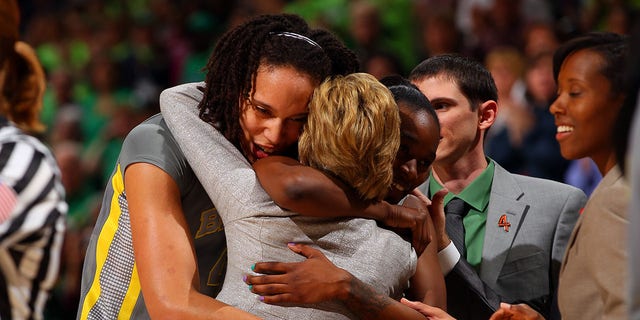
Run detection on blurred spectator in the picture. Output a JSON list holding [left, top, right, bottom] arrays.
[[522, 21, 560, 59], [350, 0, 382, 58], [519, 51, 570, 181], [580, 0, 639, 35], [417, 9, 464, 58], [486, 49, 569, 181], [46, 141, 100, 319], [179, 10, 220, 83], [285, 0, 419, 72], [362, 49, 405, 79], [485, 46, 529, 148]]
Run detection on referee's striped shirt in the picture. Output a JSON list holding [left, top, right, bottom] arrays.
[[0, 117, 67, 320]]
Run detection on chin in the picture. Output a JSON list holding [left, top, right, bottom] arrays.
[[559, 149, 581, 161]]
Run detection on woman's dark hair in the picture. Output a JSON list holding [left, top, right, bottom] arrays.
[[553, 32, 629, 97], [198, 13, 359, 153], [380, 75, 439, 131]]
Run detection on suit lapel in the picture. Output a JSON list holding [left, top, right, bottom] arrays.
[[479, 164, 530, 285]]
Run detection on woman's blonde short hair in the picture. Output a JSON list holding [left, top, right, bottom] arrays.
[[298, 73, 400, 201]]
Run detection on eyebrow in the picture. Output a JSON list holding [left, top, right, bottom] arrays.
[[428, 97, 456, 104], [251, 98, 309, 117], [250, 97, 272, 109]]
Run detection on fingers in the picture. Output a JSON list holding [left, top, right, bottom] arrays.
[[243, 274, 302, 305], [489, 303, 544, 320], [287, 243, 325, 260], [411, 189, 432, 205], [400, 195, 431, 254], [430, 189, 447, 211], [249, 282, 291, 296], [400, 297, 420, 308], [412, 208, 430, 256], [244, 273, 287, 285], [400, 298, 432, 313], [251, 262, 291, 275], [259, 292, 298, 304], [427, 189, 447, 247], [252, 243, 324, 275], [407, 201, 428, 256], [489, 308, 509, 320]]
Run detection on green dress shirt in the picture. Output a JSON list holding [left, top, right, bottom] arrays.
[[429, 160, 495, 269]]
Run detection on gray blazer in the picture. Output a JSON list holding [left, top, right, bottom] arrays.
[[416, 162, 587, 320]]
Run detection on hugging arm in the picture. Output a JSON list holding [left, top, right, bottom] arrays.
[[246, 244, 431, 320], [125, 163, 259, 320], [254, 156, 431, 255], [403, 193, 447, 310], [245, 192, 449, 319], [158, 83, 429, 253]]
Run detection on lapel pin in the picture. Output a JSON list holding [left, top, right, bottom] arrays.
[[498, 214, 511, 232]]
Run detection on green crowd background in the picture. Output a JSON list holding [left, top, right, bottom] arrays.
[[16, 0, 639, 317]]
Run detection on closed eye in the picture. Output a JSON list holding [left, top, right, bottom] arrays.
[[248, 100, 273, 117], [289, 115, 308, 123]]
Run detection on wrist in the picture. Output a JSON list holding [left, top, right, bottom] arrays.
[[437, 237, 451, 252], [335, 270, 356, 302], [364, 200, 389, 221]]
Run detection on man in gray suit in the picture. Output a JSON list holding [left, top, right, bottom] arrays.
[[408, 55, 587, 320]]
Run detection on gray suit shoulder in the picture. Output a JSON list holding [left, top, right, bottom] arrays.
[[513, 172, 584, 193], [492, 161, 587, 206]]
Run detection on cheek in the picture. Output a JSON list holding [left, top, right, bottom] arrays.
[[240, 112, 260, 139], [281, 123, 305, 144], [438, 112, 464, 134]]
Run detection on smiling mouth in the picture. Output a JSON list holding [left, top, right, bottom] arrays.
[[254, 144, 275, 159], [557, 125, 574, 133]]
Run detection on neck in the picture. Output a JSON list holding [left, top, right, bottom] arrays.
[[433, 150, 488, 194], [592, 150, 618, 177]]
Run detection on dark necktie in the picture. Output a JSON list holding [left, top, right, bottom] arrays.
[[445, 198, 469, 258]]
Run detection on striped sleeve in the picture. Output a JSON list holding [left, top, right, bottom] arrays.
[[0, 124, 67, 320]]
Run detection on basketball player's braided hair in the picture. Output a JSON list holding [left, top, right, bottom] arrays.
[[199, 13, 359, 153]]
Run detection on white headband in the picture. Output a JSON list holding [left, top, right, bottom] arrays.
[[271, 31, 321, 49]]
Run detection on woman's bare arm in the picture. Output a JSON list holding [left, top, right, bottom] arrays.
[[254, 156, 431, 255], [405, 192, 447, 309], [126, 163, 259, 320]]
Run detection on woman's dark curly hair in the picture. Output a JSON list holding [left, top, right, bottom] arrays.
[[199, 13, 359, 153]]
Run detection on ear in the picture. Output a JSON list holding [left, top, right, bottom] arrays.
[[477, 99, 497, 131]]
